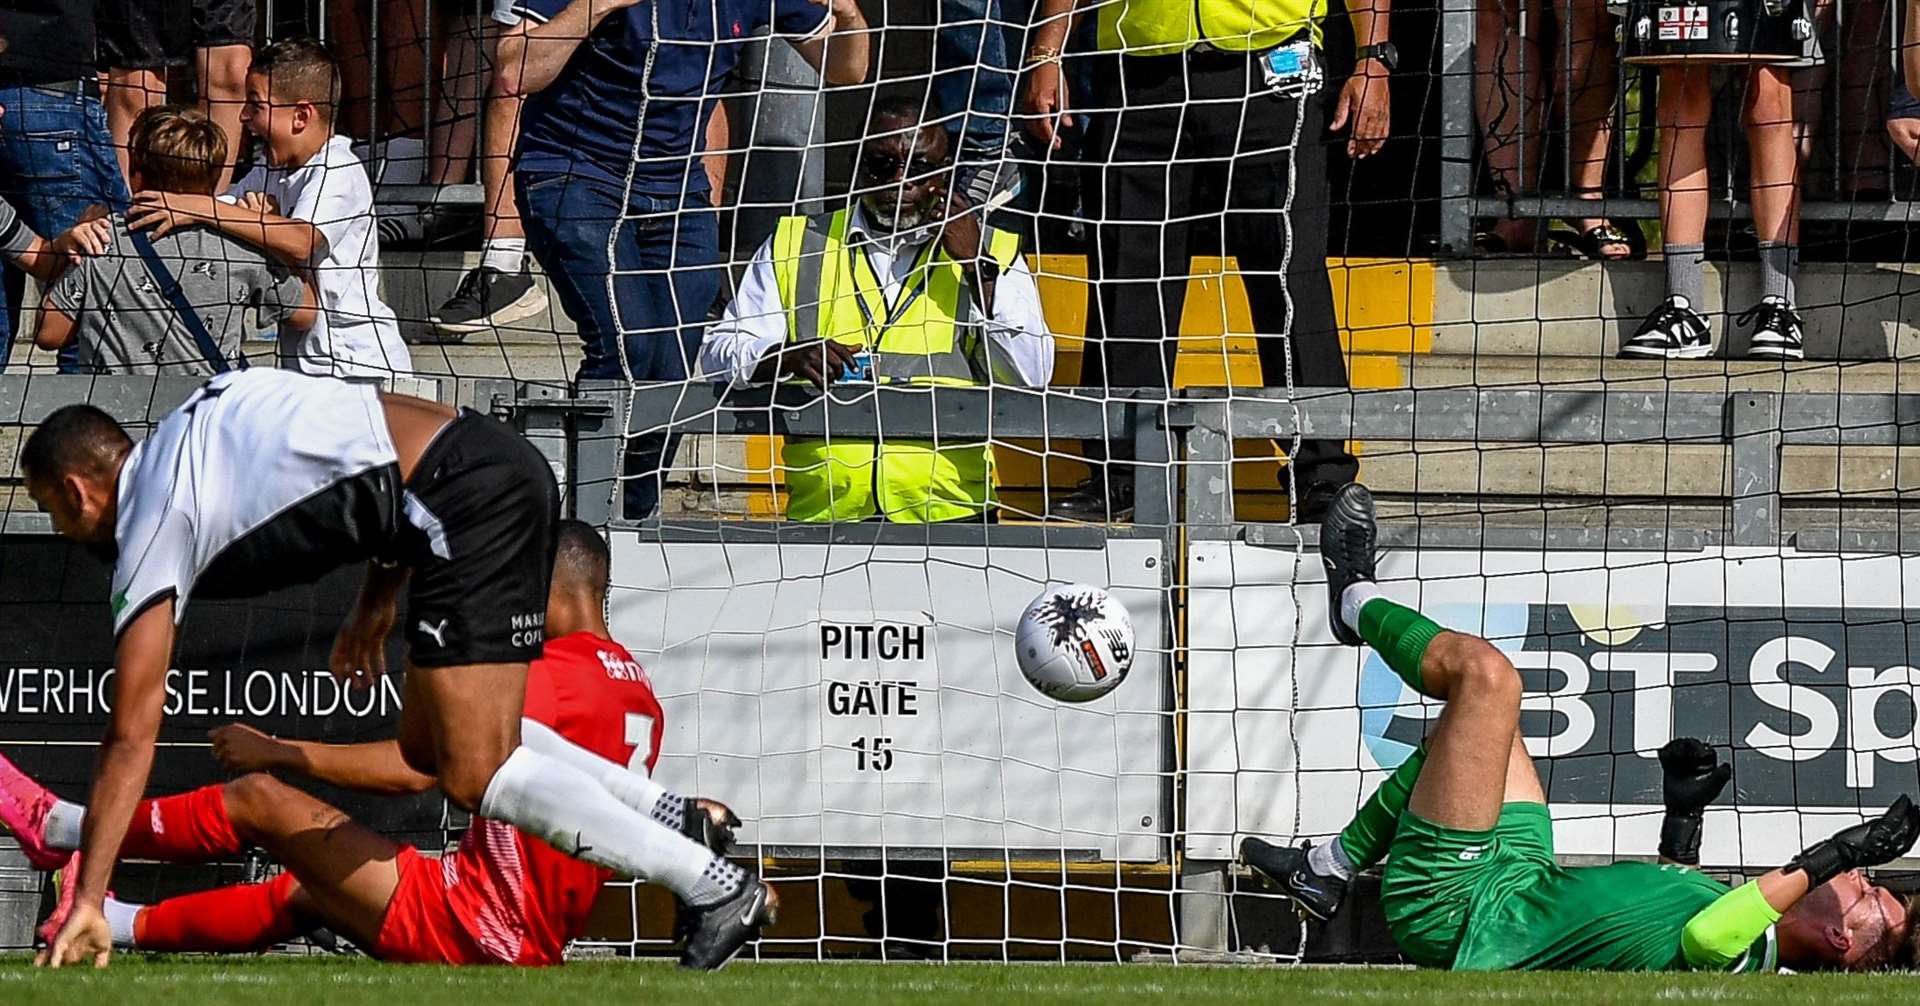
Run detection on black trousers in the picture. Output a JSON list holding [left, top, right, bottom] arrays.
[[1080, 46, 1358, 487]]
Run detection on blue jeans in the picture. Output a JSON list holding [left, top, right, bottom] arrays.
[[516, 171, 721, 521], [935, 0, 1028, 161], [0, 83, 129, 370]]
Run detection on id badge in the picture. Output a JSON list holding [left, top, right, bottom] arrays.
[[837, 351, 875, 384], [1261, 40, 1324, 97]]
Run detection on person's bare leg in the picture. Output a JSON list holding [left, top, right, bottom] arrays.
[[1563, 0, 1627, 256], [1475, 0, 1546, 250], [104, 68, 168, 184], [428, 15, 486, 186], [1659, 64, 1713, 248], [481, 36, 525, 244], [196, 44, 252, 190], [704, 100, 731, 205], [1747, 66, 1801, 248], [216, 773, 403, 949], [1401, 631, 1526, 832], [402, 661, 526, 811], [1501, 732, 1546, 805]]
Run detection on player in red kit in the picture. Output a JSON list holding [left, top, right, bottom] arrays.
[[0, 521, 740, 966]]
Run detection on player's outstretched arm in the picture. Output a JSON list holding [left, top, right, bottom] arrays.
[[1679, 796, 1920, 970], [209, 724, 436, 796], [331, 563, 408, 683], [39, 600, 177, 969]]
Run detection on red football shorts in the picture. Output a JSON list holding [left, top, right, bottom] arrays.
[[372, 845, 499, 965]]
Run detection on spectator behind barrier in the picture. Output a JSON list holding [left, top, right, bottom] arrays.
[[34, 106, 318, 375], [698, 97, 1054, 524], [1474, 0, 1631, 260], [0, 0, 132, 373], [1619, 8, 1815, 363], [1023, 0, 1378, 523], [494, 0, 870, 521], [223, 37, 414, 379], [1908, 1, 1920, 103]]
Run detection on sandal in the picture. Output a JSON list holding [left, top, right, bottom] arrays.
[[1548, 223, 1639, 261]]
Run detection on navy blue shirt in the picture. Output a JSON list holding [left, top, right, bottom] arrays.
[[513, 0, 827, 197]]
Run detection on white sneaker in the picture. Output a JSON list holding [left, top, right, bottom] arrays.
[[1620, 295, 1714, 359], [1740, 296, 1806, 361]]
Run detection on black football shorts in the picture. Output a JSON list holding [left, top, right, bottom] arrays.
[[396, 409, 559, 668]]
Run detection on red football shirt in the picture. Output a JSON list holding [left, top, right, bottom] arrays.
[[441, 631, 666, 964]]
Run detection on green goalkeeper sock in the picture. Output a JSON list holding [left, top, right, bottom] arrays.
[[1356, 598, 1445, 697], [1337, 743, 1428, 870]]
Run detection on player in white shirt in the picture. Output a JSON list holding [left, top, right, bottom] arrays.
[[22, 370, 773, 971], [225, 38, 411, 379]]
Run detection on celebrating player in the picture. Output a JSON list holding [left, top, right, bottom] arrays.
[[21, 370, 770, 969], [1, 521, 733, 965], [1243, 484, 1918, 972]]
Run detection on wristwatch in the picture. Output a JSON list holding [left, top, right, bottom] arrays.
[[1356, 42, 1399, 72]]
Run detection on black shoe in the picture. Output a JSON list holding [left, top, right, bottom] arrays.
[[1318, 482, 1377, 647], [1293, 480, 1344, 524], [682, 798, 742, 856], [1241, 837, 1349, 922], [1739, 296, 1805, 361], [1619, 295, 1713, 359], [679, 878, 778, 970], [421, 265, 549, 343], [1048, 476, 1134, 522]]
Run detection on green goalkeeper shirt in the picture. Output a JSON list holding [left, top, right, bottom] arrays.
[[1452, 862, 1778, 972]]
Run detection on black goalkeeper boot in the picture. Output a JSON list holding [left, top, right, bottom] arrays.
[[679, 879, 778, 970], [1241, 837, 1349, 922], [1318, 483, 1377, 647]]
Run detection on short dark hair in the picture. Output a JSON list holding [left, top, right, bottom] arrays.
[[252, 37, 342, 118], [130, 106, 227, 195], [553, 519, 610, 597], [867, 94, 934, 134], [21, 405, 133, 483]]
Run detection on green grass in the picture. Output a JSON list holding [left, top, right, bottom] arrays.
[[13, 957, 1920, 1005]]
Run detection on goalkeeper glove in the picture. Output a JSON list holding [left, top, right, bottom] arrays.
[[1658, 737, 1731, 865], [1786, 794, 1920, 887]]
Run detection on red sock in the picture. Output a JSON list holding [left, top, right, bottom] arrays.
[[121, 785, 243, 861], [133, 871, 301, 953]]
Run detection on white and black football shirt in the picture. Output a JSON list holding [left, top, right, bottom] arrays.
[[110, 369, 404, 635]]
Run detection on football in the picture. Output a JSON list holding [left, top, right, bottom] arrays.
[[1014, 583, 1136, 702]]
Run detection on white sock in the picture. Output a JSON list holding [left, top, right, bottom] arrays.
[[1340, 582, 1386, 633], [478, 745, 743, 906], [104, 896, 142, 948], [481, 238, 526, 274], [1307, 839, 1356, 881], [45, 800, 85, 851], [519, 719, 679, 821]]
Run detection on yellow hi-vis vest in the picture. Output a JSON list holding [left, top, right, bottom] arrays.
[[771, 209, 1022, 524], [1097, 0, 1326, 57]]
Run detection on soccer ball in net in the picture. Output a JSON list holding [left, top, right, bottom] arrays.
[[1014, 583, 1136, 702]]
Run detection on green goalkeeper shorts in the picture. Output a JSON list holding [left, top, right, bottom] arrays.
[[1378, 801, 1556, 968]]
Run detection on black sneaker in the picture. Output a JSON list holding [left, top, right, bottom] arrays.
[[424, 265, 549, 343], [1619, 295, 1713, 359], [679, 878, 778, 970], [1740, 296, 1805, 360], [1319, 482, 1376, 647], [1048, 475, 1134, 522], [683, 798, 742, 856], [1241, 838, 1349, 922]]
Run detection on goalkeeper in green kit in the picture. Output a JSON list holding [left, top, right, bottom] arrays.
[[1243, 484, 1918, 972]]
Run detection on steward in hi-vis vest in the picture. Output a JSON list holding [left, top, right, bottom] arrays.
[[699, 99, 1054, 523]]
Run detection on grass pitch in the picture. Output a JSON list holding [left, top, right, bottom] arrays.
[[11, 957, 1920, 1005]]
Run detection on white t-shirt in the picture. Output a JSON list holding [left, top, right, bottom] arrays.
[[227, 135, 413, 379], [111, 370, 403, 635]]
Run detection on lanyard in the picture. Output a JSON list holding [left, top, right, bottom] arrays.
[[847, 233, 940, 347]]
